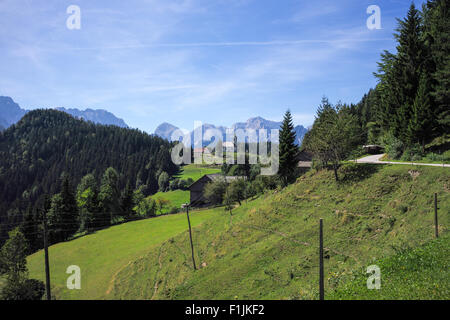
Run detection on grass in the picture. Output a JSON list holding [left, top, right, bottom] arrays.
[[148, 163, 221, 214], [151, 189, 190, 213], [109, 164, 449, 300], [175, 164, 221, 181], [26, 208, 223, 299], [26, 164, 450, 300], [380, 150, 450, 164], [329, 233, 449, 299]]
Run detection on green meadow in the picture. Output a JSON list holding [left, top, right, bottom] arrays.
[[175, 164, 221, 181], [151, 189, 190, 212], [27, 208, 223, 299], [28, 164, 449, 300]]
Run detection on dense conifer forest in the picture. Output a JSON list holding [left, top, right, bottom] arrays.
[[0, 109, 179, 249]]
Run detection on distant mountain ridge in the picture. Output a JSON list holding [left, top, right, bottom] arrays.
[[0, 96, 27, 129], [0, 96, 128, 129], [56, 107, 128, 128], [154, 116, 308, 146]]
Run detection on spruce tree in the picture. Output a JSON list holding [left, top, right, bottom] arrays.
[[408, 73, 434, 150], [120, 183, 134, 221], [425, 0, 450, 134], [48, 176, 79, 243], [392, 3, 425, 143], [60, 176, 79, 239], [278, 110, 298, 186]]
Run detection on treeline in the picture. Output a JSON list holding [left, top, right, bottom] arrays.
[[0, 109, 179, 249], [353, 1, 449, 154], [304, 0, 449, 165]]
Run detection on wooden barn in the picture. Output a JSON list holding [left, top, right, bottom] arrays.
[[189, 174, 245, 206]]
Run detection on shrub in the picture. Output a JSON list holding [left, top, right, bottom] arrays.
[[401, 144, 423, 161], [203, 179, 227, 205], [1, 278, 45, 300], [382, 133, 404, 159], [168, 206, 179, 214]]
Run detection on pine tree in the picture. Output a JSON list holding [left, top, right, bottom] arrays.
[[20, 205, 39, 254], [48, 176, 79, 243], [278, 110, 298, 185], [425, 0, 450, 134], [60, 176, 79, 239], [392, 3, 425, 143], [120, 183, 134, 221], [408, 73, 435, 150]]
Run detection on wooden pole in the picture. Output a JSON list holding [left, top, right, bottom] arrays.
[[434, 193, 439, 238], [43, 209, 51, 300], [186, 205, 197, 270], [319, 218, 324, 300]]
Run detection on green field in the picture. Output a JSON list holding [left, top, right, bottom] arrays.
[[28, 164, 450, 299], [175, 164, 221, 181], [27, 208, 223, 299], [149, 164, 221, 213], [151, 189, 190, 212]]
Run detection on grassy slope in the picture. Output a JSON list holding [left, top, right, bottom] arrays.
[[27, 164, 449, 300], [329, 233, 449, 299], [110, 164, 449, 300], [27, 208, 223, 299]]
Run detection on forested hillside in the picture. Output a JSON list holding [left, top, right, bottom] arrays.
[[0, 109, 178, 248], [351, 1, 448, 154], [303, 1, 449, 165]]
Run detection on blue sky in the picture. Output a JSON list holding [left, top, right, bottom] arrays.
[[0, 0, 426, 133]]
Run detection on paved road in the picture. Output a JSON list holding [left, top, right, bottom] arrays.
[[356, 154, 450, 168]]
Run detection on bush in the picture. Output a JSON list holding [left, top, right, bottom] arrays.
[[134, 198, 157, 217], [401, 144, 423, 161], [382, 133, 404, 159], [203, 179, 227, 205], [168, 206, 180, 214], [1, 278, 45, 300]]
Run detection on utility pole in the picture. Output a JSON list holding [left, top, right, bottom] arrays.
[[43, 208, 51, 300], [319, 218, 324, 300], [185, 204, 197, 270], [434, 193, 439, 238]]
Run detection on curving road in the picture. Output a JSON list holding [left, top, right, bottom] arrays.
[[356, 154, 450, 168]]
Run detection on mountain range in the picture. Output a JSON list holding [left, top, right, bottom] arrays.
[[0, 96, 128, 129], [1, 96, 308, 145], [154, 116, 308, 146]]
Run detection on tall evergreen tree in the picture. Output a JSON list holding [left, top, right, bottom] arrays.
[[392, 3, 425, 143], [60, 175, 79, 238], [278, 110, 298, 185], [48, 176, 78, 243], [425, 0, 450, 134], [120, 183, 134, 221], [408, 73, 435, 149]]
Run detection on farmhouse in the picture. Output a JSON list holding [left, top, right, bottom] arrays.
[[189, 174, 245, 206]]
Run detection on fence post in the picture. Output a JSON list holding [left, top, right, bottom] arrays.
[[186, 204, 197, 270], [434, 193, 439, 238], [319, 218, 324, 300], [43, 209, 51, 300]]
